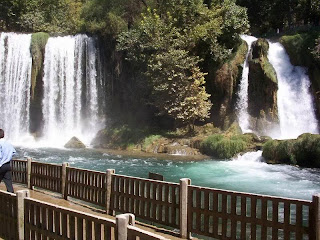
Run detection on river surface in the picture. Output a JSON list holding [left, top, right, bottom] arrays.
[[15, 147, 320, 201]]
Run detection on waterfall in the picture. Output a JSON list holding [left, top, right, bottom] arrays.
[[42, 34, 105, 146], [0, 33, 32, 141], [236, 35, 257, 133], [268, 42, 319, 139]]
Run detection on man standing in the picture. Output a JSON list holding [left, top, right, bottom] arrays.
[[0, 129, 16, 193]]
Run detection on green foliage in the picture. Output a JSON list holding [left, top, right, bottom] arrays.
[[118, 0, 248, 127], [312, 37, 320, 63], [201, 134, 249, 158], [262, 134, 320, 167], [0, 0, 22, 30], [142, 135, 162, 150], [294, 133, 320, 167], [81, 0, 147, 37], [237, 0, 320, 35], [0, 0, 87, 33], [280, 33, 316, 66], [92, 125, 164, 149]]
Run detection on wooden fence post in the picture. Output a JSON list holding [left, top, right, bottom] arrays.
[[27, 158, 32, 189], [180, 178, 191, 239], [62, 162, 69, 199], [313, 194, 320, 240], [106, 169, 115, 215], [116, 213, 135, 240], [16, 190, 29, 240]]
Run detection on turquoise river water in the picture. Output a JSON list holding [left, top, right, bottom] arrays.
[[15, 147, 320, 201]]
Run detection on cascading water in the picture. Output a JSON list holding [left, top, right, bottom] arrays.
[[42, 34, 105, 146], [268, 42, 319, 139], [236, 35, 257, 133], [0, 33, 32, 141]]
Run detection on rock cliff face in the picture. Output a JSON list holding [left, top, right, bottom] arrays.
[[248, 39, 278, 134], [29, 32, 49, 136], [210, 41, 248, 129]]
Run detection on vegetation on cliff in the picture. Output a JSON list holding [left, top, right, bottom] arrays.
[[29, 32, 50, 135], [263, 133, 320, 168], [247, 39, 278, 134], [210, 40, 248, 128]]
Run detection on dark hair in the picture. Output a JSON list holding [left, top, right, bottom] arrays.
[[0, 129, 4, 139]]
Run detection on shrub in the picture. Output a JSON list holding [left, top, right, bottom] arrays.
[[294, 133, 320, 167], [201, 134, 248, 159], [262, 134, 320, 167], [142, 135, 162, 150]]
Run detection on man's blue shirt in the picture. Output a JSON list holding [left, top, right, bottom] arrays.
[[0, 139, 16, 167]]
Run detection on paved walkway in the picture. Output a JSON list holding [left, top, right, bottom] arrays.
[[0, 183, 186, 240]]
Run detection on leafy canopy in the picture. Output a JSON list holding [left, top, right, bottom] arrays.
[[118, 0, 248, 127]]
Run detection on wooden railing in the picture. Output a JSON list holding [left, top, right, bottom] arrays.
[[111, 174, 180, 228], [31, 161, 62, 193], [0, 189, 168, 240], [188, 185, 313, 240], [11, 159, 27, 184], [66, 166, 107, 207], [25, 197, 116, 240], [0, 190, 18, 240], [10, 159, 320, 239]]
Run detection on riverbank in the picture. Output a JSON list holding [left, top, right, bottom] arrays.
[[93, 147, 211, 162]]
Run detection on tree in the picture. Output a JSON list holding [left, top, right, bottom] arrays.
[[118, 0, 249, 127], [147, 48, 212, 126]]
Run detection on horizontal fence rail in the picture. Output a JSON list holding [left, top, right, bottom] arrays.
[[188, 185, 313, 240], [111, 174, 180, 228], [31, 161, 62, 193], [66, 167, 107, 207], [0, 190, 18, 240], [24, 197, 116, 240], [127, 225, 169, 240], [11, 159, 27, 184]]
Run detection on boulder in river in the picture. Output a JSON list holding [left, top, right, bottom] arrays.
[[64, 136, 86, 149]]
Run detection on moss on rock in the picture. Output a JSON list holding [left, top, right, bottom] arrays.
[[248, 38, 278, 134], [210, 40, 248, 128], [29, 32, 50, 135], [30, 32, 49, 100], [262, 133, 320, 167]]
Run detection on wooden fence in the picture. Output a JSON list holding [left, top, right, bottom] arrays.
[[31, 161, 62, 193], [10, 159, 320, 240], [111, 174, 180, 228], [188, 185, 314, 240], [0, 189, 168, 240], [0, 190, 18, 240], [24, 197, 116, 240], [11, 159, 27, 184], [66, 166, 107, 207]]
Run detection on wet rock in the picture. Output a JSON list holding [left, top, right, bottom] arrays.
[[64, 137, 86, 149], [248, 38, 279, 133]]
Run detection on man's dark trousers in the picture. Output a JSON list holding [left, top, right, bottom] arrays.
[[0, 162, 14, 193]]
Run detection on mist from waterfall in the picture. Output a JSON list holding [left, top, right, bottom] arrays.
[[42, 34, 105, 147], [0, 33, 32, 141], [268, 42, 319, 139], [236, 35, 257, 133]]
